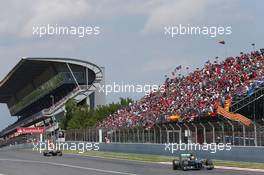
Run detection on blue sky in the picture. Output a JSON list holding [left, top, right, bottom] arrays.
[[0, 0, 263, 130]]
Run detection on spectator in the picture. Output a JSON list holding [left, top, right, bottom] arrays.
[[97, 51, 264, 129]]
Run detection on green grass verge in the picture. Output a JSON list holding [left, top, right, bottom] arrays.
[[64, 150, 264, 170]]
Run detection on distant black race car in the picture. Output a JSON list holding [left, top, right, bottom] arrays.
[[172, 153, 214, 171], [43, 150, 62, 156]]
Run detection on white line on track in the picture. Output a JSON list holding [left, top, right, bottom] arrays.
[[0, 158, 137, 175]]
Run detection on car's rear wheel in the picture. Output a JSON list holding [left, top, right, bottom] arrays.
[[182, 161, 188, 171], [197, 163, 202, 170], [206, 159, 214, 170], [172, 160, 179, 170], [182, 166, 188, 171], [43, 151, 50, 157], [57, 151, 62, 156]]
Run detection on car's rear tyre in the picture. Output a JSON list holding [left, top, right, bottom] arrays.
[[182, 161, 188, 171], [172, 160, 179, 170], [205, 159, 214, 170], [206, 159, 213, 165], [182, 166, 188, 171], [197, 163, 202, 170], [43, 151, 50, 157], [57, 151, 62, 156]]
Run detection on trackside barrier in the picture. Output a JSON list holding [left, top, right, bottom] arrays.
[[66, 121, 264, 146], [98, 143, 264, 163], [0, 143, 33, 151], [1, 142, 263, 163]]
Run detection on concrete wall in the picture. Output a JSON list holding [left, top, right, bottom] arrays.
[[98, 143, 264, 163]]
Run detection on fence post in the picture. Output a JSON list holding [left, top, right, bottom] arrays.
[[175, 124, 182, 144], [91, 129, 94, 142], [184, 123, 191, 143], [156, 125, 162, 144], [148, 129, 151, 143], [217, 122, 225, 144], [227, 121, 235, 145], [260, 130, 263, 146], [85, 128, 88, 141], [168, 124, 175, 143], [163, 124, 168, 143], [191, 123, 198, 143], [242, 124, 246, 146], [74, 129, 77, 141], [126, 128, 129, 143], [208, 122, 215, 143], [136, 128, 140, 143], [123, 128, 126, 143], [253, 122, 257, 146], [142, 129, 145, 143], [131, 128, 135, 143], [114, 129, 117, 143], [200, 123, 206, 143], [89, 128, 91, 142], [153, 127, 156, 144], [118, 129, 121, 143], [83, 129, 86, 141]]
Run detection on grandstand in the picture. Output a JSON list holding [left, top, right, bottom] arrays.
[[0, 57, 105, 141], [93, 49, 264, 146]]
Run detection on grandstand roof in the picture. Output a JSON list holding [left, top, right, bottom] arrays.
[[0, 57, 103, 103]]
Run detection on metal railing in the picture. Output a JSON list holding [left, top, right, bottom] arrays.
[[65, 121, 264, 146]]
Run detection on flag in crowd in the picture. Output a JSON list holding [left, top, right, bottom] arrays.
[[174, 65, 182, 72], [247, 79, 264, 96], [260, 48, 264, 55], [219, 40, 225, 45]]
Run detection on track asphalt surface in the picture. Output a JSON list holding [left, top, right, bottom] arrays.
[[0, 150, 263, 175]]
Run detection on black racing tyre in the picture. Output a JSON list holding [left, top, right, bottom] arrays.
[[182, 166, 188, 171], [206, 159, 214, 170], [172, 160, 179, 170], [182, 161, 188, 171], [206, 159, 213, 165], [197, 163, 203, 170], [43, 151, 50, 156], [57, 151, 63, 156]]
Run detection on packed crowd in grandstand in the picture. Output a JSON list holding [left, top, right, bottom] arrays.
[[97, 50, 264, 129]]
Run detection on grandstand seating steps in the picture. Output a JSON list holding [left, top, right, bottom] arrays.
[[230, 84, 264, 113]]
